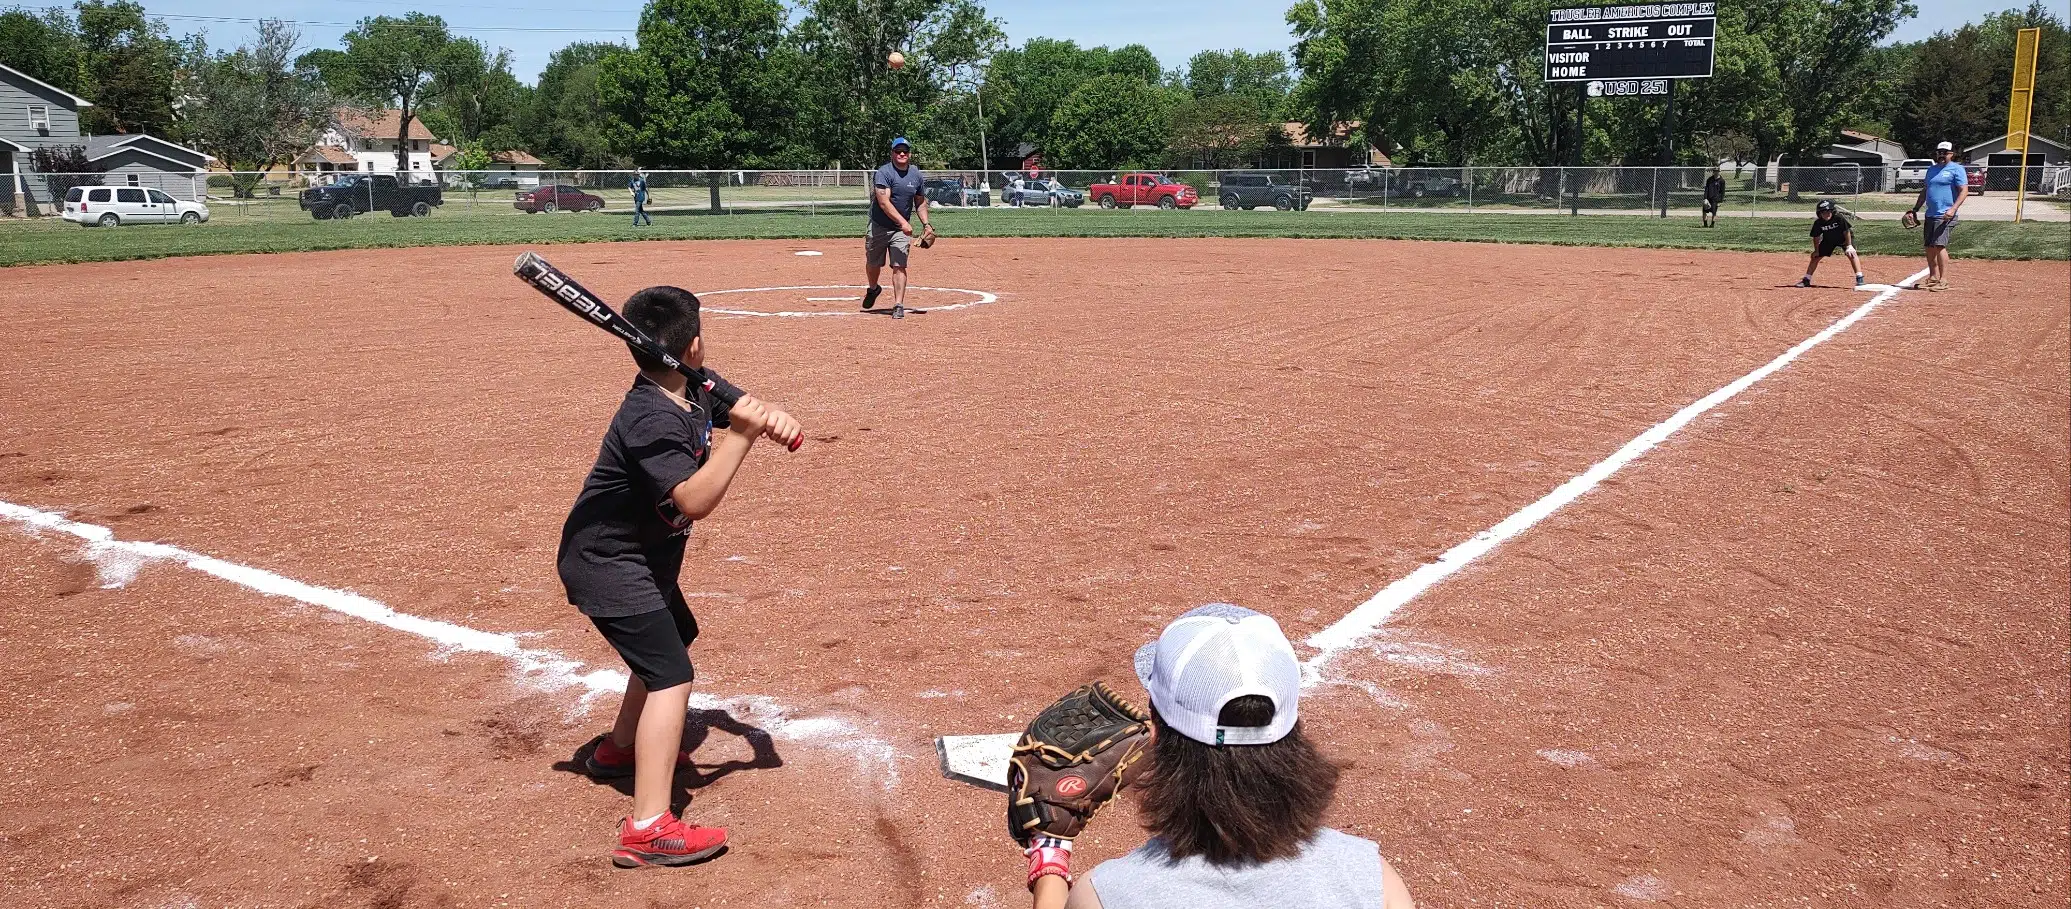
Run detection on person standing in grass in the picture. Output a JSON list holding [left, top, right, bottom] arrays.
[[1702, 169, 1725, 227], [631, 170, 652, 227]]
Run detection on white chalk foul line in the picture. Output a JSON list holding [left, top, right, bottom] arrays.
[[1303, 269, 1932, 670], [0, 500, 900, 783], [698, 284, 999, 318]]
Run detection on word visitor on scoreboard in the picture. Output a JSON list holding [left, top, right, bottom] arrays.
[[1549, 2, 1717, 21]]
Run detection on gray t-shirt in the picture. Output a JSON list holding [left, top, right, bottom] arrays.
[[1089, 829, 1387, 909], [871, 161, 924, 228]]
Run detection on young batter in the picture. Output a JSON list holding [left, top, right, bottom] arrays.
[[557, 286, 801, 867], [1798, 200, 1864, 288]]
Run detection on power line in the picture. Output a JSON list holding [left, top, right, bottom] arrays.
[[152, 12, 638, 34]]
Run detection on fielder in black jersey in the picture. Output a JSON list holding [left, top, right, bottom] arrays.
[[1799, 200, 1865, 288]]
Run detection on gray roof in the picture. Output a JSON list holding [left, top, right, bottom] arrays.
[[85, 133, 209, 167]]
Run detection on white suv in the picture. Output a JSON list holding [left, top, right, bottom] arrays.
[[63, 185, 211, 226]]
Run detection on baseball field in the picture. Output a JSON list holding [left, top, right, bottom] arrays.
[[2, 235, 2066, 908]]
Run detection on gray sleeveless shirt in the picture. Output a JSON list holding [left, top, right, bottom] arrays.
[[1088, 828, 1386, 909]]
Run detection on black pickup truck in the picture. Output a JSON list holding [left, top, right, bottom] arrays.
[[300, 173, 444, 220]]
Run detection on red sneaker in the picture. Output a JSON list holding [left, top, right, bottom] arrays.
[[613, 814, 728, 868], [584, 737, 693, 779]]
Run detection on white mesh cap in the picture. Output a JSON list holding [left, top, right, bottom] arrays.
[[1133, 603, 1302, 746]]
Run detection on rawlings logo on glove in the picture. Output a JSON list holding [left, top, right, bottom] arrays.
[[1006, 681, 1152, 848]]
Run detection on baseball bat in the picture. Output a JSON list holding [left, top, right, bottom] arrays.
[[512, 250, 802, 451]]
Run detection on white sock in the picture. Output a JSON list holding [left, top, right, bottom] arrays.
[[631, 812, 667, 830]]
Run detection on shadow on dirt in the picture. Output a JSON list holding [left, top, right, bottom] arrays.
[[553, 708, 785, 815]]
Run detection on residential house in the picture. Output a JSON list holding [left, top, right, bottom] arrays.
[[1962, 133, 2070, 192], [2, 61, 92, 210], [297, 108, 440, 180], [85, 134, 210, 196], [1258, 122, 1385, 170], [434, 146, 547, 186]]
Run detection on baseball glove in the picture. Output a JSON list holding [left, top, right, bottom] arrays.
[[919, 225, 937, 249], [1901, 210, 1921, 229], [1006, 681, 1152, 847]]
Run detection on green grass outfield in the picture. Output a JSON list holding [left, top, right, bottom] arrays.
[[3, 206, 2064, 267]]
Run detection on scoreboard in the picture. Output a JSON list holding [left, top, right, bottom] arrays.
[[1546, 4, 1717, 82]]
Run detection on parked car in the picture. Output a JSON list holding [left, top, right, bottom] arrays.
[[1345, 165, 1386, 188], [922, 177, 991, 207], [1967, 163, 1987, 195], [1218, 172, 1313, 210], [63, 186, 210, 226], [484, 177, 521, 189], [1003, 177, 1083, 207], [1089, 172, 1198, 209], [1894, 158, 1934, 190], [299, 173, 442, 220], [515, 184, 605, 213], [1399, 174, 1463, 198]]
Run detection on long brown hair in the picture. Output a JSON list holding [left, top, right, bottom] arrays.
[[1137, 695, 1340, 865]]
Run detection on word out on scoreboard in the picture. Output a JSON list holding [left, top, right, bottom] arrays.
[[1546, 3, 1716, 82]]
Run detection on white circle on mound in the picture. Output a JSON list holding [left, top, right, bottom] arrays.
[[698, 284, 1000, 318]]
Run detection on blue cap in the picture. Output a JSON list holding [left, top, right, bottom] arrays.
[[891, 137, 911, 150]]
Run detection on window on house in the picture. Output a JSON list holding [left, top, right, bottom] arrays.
[[28, 105, 50, 130], [362, 139, 372, 151], [126, 174, 140, 186]]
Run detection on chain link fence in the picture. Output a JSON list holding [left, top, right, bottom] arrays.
[[11, 165, 2067, 222]]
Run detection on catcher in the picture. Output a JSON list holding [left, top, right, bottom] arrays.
[[1007, 604, 1416, 909]]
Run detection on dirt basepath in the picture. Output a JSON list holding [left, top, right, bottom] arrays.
[[2, 239, 2064, 908]]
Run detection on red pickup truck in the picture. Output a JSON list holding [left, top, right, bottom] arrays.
[[1090, 173, 1198, 210]]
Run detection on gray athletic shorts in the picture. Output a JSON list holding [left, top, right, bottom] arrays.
[[1923, 213, 1956, 248], [866, 222, 910, 268]]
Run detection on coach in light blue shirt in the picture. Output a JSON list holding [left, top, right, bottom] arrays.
[[1909, 140, 1968, 292]]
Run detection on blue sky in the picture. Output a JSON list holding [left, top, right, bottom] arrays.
[[135, 0, 2063, 83]]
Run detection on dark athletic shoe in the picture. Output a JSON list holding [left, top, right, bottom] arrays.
[[1796, 277, 1812, 288], [891, 304, 906, 320], [613, 814, 728, 868], [1855, 274, 1866, 288], [860, 285, 883, 310]]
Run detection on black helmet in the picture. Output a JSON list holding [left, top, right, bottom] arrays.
[[1815, 200, 1836, 214]]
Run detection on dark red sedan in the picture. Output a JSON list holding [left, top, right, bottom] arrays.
[[514, 185, 605, 213]]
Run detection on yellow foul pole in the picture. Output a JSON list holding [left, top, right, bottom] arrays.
[[2008, 28, 2041, 223]]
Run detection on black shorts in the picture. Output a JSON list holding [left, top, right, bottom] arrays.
[[590, 601, 699, 690], [1702, 199, 1720, 213], [1817, 239, 1849, 258]]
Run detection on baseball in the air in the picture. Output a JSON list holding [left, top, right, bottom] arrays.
[[888, 51, 906, 70]]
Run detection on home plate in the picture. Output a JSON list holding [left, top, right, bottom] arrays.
[[937, 733, 1017, 792]]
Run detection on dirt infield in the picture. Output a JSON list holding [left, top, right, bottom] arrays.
[[2, 238, 2065, 908]]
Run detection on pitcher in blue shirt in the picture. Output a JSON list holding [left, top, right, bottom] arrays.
[[1908, 140, 1968, 292]]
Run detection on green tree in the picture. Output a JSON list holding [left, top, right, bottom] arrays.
[[524, 42, 629, 169], [1045, 74, 1171, 168], [0, 7, 86, 94], [981, 38, 1163, 163], [598, 0, 808, 209], [420, 44, 531, 151], [184, 19, 330, 197], [74, 0, 185, 136], [1167, 91, 1277, 168], [1756, 0, 1915, 183], [791, 0, 1003, 168], [1181, 49, 1292, 115], [329, 14, 479, 173]]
